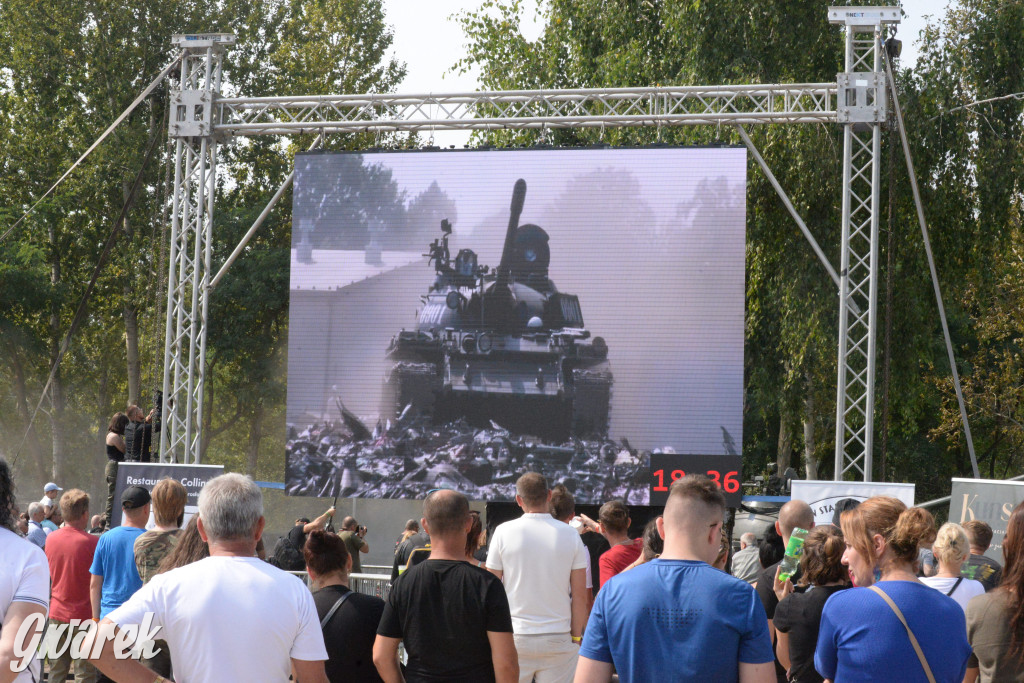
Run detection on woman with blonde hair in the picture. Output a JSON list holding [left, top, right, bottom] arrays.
[[920, 523, 984, 610], [814, 496, 971, 682]]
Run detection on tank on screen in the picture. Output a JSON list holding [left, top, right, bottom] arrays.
[[384, 178, 613, 440]]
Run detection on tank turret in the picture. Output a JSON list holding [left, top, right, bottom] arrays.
[[384, 179, 612, 441]]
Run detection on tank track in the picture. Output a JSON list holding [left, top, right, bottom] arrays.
[[571, 366, 613, 438], [385, 362, 440, 419]]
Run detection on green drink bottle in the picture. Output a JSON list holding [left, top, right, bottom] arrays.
[[777, 527, 809, 583]]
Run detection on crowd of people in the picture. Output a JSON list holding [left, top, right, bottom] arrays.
[[3, 453, 1024, 683]]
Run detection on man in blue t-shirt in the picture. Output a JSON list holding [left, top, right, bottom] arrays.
[[90, 485, 150, 620], [576, 475, 775, 683]]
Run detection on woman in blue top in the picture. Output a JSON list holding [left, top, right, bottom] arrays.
[[814, 496, 971, 683]]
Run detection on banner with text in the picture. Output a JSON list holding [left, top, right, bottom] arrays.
[[790, 480, 915, 527], [111, 462, 224, 528], [949, 478, 1024, 562]]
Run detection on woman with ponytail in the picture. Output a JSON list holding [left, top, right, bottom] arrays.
[[305, 530, 385, 683], [772, 526, 849, 683], [921, 523, 984, 610], [814, 496, 971, 682], [964, 500, 1024, 682]]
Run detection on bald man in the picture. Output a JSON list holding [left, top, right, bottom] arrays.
[[754, 499, 815, 683], [574, 475, 773, 683]]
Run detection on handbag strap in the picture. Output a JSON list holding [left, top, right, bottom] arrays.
[[869, 585, 937, 683], [320, 589, 354, 629], [944, 577, 964, 597]]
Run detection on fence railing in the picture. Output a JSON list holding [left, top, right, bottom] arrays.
[[285, 570, 392, 601]]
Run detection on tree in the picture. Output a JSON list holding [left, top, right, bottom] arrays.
[[456, 0, 1024, 494], [0, 0, 406, 491]]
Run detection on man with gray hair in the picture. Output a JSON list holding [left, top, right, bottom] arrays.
[[731, 532, 761, 585], [26, 501, 47, 548], [87, 473, 329, 683]]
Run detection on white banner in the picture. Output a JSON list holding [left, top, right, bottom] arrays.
[[790, 480, 916, 527]]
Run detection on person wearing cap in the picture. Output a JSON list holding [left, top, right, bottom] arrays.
[[41, 481, 63, 506], [90, 485, 150, 628]]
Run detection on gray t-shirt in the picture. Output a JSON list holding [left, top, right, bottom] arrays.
[[966, 590, 1024, 680], [731, 545, 761, 584]]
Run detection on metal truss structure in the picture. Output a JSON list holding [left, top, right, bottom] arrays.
[[830, 7, 900, 481], [158, 34, 234, 464], [161, 9, 900, 482], [215, 84, 837, 136]]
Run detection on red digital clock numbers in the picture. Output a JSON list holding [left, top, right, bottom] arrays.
[[648, 454, 743, 506], [652, 469, 740, 493]]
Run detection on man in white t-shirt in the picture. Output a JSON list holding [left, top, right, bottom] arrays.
[[86, 473, 329, 683], [1, 459, 51, 683], [487, 473, 589, 682]]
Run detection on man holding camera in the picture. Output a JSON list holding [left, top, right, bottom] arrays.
[[339, 516, 369, 574], [124, 404, 158, 463]]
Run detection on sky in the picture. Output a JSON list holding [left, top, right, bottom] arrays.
[[381, 0, 946, 146]]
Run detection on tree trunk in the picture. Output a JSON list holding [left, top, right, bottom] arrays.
[[48, 223, 66, 483], [777, 409, 793, 478], [803, 370, 818, 480], [246, 402, 264, 477], [9, 347, 48, 484], [98, 356, 110, 452], [124, 302, 141, 405]]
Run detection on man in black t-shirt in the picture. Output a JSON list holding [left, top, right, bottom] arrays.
[[755, 499, 815, 683], [391, 530, 430, 581], [374, 490, 518, 683], [124, 405, 157, 462], [961, 520, 1003, 592], [275, 508, 335, 571]]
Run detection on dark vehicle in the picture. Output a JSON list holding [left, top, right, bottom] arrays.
[[384, 179, 612, 441]]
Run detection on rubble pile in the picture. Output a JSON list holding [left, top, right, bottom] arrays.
[[285, 410, 650, 504]]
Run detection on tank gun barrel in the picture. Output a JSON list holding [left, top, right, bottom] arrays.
[[495, 179, 527, 287]]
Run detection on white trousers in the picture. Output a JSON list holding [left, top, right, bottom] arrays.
[[513, 632, 579, 683]]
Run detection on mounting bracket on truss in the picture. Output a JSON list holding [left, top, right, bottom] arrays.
[[168, 34, 234, 139]]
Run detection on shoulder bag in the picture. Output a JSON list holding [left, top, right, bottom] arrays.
[[868, 585, 937, 683], [321, 589, 354, 628]]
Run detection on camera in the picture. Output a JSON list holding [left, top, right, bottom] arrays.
[[357, 525, 367, 535]]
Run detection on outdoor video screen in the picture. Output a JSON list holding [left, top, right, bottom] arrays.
[[285, 147, 747, 504]]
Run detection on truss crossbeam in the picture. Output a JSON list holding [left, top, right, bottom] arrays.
[[214, 84, 837, 137]]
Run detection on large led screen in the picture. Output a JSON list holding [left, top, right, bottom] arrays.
[[285, 147, 747, 504]]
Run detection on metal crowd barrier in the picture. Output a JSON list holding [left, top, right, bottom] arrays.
[[285, 570, 392, 600]]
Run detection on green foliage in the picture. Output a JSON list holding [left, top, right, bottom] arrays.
[[456, 0, 1024, 492], [0, 0, 405, 493], [2, 0, 1021, 504]]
